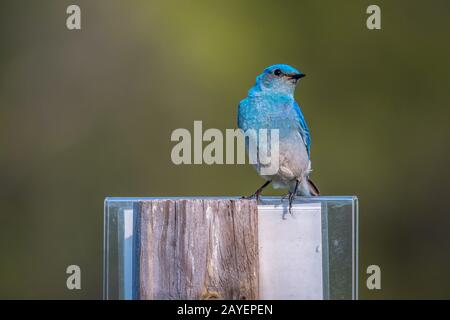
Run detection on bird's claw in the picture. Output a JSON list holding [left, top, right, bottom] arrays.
[[242, 181, 271, 203], [241, 193, 261, 202], [281, 192, 294, 214], [288, 192, 296, 215], [287, 179, 300, 215]]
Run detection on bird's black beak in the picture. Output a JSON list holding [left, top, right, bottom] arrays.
[[290, 73, 305, 80]]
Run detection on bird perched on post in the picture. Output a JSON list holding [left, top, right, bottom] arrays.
[[238, 64, 319, 213]]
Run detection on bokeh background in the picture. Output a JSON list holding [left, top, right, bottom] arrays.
[[1, 0, 450, 299]]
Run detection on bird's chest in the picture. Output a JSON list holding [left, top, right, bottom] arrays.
[[240, 97, 297, 132]]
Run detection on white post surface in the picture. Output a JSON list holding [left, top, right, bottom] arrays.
[[123, 209, 134, 300], [258, 202, 323, 299]]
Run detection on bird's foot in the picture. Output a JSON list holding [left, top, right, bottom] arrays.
[[288, 192, 296, 215], [241, 180, 272, 203], [288, 179, 300, 215], [241, 192, 261, 202]]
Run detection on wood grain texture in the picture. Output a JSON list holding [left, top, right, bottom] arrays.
[[137, 199, 259, 300]]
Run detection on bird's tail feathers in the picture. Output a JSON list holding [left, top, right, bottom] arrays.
[[307, 178, 320, 196]]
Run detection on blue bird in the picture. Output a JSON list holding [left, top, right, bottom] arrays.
[[238, 64, 319, 212]]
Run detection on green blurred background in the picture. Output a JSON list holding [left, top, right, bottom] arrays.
[[1, 0, 449, 299]]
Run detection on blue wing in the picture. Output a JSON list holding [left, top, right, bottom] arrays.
[[293, 102, 311, 157]]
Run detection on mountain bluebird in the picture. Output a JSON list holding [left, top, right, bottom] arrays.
[[238, 64, 319, 213]]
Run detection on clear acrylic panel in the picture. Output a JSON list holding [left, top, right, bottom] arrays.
[[104, 196, 358, 300]]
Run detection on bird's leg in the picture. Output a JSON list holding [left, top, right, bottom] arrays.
[[242, 180, 271, 202], [288, 179, 300, 215]]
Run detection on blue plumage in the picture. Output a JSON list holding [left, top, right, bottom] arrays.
[[238, 64, 319, 210], [293, 101, 311, 157]]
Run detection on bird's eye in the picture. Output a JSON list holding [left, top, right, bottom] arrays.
[[273, 69, 282, 76]]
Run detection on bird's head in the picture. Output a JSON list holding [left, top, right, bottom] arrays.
[[251, 64, 305, 96]]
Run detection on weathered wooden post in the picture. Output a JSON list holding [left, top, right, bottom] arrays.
[[137, 199, 259, 300]]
